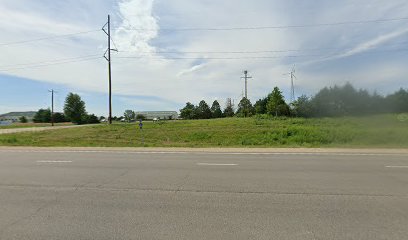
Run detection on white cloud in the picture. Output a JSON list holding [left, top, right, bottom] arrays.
[[114, 0, 158, 53], [177, 63, 206, 77], [327, 27, 408, 61], [1, 0, 408, 115]]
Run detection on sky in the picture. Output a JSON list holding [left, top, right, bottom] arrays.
[[0, 0, 408, 116]]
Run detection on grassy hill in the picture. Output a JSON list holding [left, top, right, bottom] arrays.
[[0, 114, 407, 148]]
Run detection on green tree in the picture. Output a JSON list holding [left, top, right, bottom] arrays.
[[124, 110, 136, 122], [210, 100, 223, 118], [19, 116, 28, 123], [236, 97, 254, 117], [53, 112, 67, 123], [85, 114, 100, 124], [223, 100, 235, 117], [254, 98, 268, 114], [196, 100, 212, 119], [386, 88, 408, 113], [64, 93, 87, 124], [136, 114, 146, 120], [291, 95, 313, 117], [33, 109, 51, 123], [180, 102, 197, 119], [266, 87, 290, 117]]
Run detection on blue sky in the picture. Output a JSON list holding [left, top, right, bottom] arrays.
[[1, 0, 408, 116]]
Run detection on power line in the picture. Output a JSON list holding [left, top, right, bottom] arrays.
[[0, 54, 101, 69], [2, 47, 405, 72], [114, 47, 408, 61], [115, 17, 408, 32], [116, 41, 408, 55], [0, 29, 101, 47], [110, 37, 119, 52], [0, 56, 102, 72], [115, 54, 328, 61]]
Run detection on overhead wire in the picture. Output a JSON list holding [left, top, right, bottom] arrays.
[[0, 29, 101, 47], [115, 17, 408, 32], [1, 16, 407, 72], [0, 56, 103, 72], [114, 48, 408, 61], [116, 41, 408, 55], [0, 54, 102, 69]]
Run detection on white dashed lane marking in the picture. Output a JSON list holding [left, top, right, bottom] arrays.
[[36, 161, 73, 163], [197, 163, 238, 166]]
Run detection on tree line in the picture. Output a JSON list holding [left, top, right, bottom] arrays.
[[180, 83, 408, 119], [32, 93, 100, 124], [293, 83, 408, 117]]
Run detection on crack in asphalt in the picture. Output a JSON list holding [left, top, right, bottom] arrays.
[[175, 174, 191, 194], [0, 184, 406, 198]]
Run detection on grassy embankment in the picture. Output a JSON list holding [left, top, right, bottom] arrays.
[[0, 114, 407, 148], [0, 122, 73, 129]]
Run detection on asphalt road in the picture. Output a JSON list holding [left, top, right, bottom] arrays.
[[0, 148, 407, 240]]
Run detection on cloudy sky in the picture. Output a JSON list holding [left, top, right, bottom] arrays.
[[1, 0, 408, 116]]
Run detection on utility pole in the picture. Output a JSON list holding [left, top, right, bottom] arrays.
[[290, 70, 295, 103], [285, 66, 297, 103], [241, 70, 252, 99], [48, 89, 55, 126], [103, 15, 117, 124]]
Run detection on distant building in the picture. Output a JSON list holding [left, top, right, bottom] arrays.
[[0, 111, 36, 122], [135, 111, 178, 120]]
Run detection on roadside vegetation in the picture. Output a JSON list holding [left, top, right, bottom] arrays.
[[0, 92, 100, 128], [0, 114, 407, 148], [180, 83, 408, 120], [0, 122, 73, 129]]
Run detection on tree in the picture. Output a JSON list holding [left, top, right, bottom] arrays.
[[386, 88, 408, 113], [124, 110, 136, 122], [53, 112, 67, 123], [196, 100, 212, 119], [180, 102, 197, 119], [19, 116, 28, 123], [291, 95, 313, 117], [236, 97, 254, 117], [33, 109, 51, 123], [223, 99, 235, 117], [254, 98, 268, 114], [136, 114, 146, 120], [64, 93, 87, 124], [211, 100, 223, 118], [85, 114, 100, 124], [266, 87, 290, 117]]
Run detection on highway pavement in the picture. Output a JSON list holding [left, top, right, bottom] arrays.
[[0, 148, 407, 239]]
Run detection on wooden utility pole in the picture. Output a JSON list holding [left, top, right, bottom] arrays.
[[49, 89, 55, 126], [103, 15, 114, 124]]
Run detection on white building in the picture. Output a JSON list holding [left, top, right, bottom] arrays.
[[134, 111, 178, 120]]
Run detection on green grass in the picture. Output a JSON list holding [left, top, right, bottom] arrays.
[[0, 114, 407, 148], [0, 122, 73, 129]]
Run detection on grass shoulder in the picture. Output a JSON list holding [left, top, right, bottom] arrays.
[[0, 114, 407, 148]]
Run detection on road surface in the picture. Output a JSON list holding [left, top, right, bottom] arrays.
[[0, 148, 407, 239]]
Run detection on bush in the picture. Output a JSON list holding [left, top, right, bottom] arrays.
[[85, 114, 100, 124], [19, 116, 28, 123], [136, 114, 146, 120]]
